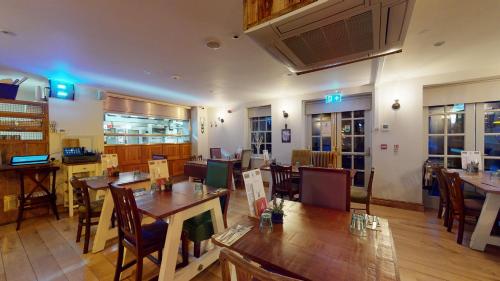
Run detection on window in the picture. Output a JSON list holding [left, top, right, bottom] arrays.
[[311, 114, 332, 151], [341, 110, 366, 186], [427, 104, 465, 168], [250, 116, 271, 155], [483, 101, 500, 171]]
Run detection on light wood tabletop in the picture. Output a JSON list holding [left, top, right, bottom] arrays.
[[449, 169, 500, 194], [213, 200, 399, 281]]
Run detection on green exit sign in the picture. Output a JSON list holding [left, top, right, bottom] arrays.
[[325, 94, 342, 104]]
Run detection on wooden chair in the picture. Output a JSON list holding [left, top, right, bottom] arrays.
[[16, 166, 60, 230], [219, 248, 301, 281], [183, 159, 232, 258], [234, 149, 252, 187], [71, 177, 104, 254], [434, 167, 451, 226], [210, 148, 222, 159], [270, 164, 299, 200], [351, 168, 375, 214], [110, 185, 188, 281], [299, 167, 350, 211], [442, 170, 484, 245], [291, 149, 311, 166]]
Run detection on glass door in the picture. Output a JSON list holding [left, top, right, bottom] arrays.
[[337, 110, 372, 188]]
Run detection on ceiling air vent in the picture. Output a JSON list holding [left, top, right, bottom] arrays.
[[245, 0, 415, 74]]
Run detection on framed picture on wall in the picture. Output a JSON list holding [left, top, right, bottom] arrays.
[[281, 128, 291, 143]]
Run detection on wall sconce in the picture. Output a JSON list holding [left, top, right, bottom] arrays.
[[283, 110, 289, 118], [392, 99, 401, 110], [218, 117, 224, 124]]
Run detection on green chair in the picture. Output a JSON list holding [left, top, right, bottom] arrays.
[[183, 159, 232, 257], [350, 168, 375, 214]]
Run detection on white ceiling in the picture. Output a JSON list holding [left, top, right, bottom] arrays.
[[1, 0, 500, 106]]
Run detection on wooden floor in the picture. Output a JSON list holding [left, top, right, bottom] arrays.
[[0, 188, 499, 281]]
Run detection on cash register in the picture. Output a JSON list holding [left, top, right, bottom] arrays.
[[62, 147, 99, 164]]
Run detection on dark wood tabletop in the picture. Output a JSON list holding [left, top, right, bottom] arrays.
[[185, 159, 242, 166], [84, 171, 150, 190], [449, 169, 500, 194], [213, 200, 399, 281], [0, 163, 55, 172], [128, 181, 227, 219]]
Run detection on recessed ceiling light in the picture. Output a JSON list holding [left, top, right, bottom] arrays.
[[171, 75, 181, 80], [231, 34, 240, 40], [433, 41, 445, 47], [0, 30, 16, 36], [206, 40, 221, 50]]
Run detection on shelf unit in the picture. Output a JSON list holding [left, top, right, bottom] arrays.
[[0, 98, 49, 225]]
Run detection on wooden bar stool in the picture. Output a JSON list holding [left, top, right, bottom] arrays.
[[16, 166, 60, 230]]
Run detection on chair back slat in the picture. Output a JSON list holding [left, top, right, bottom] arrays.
[[219, 248, 301, 281], [109, 185, 143, 246], [367, 168, 375, 200], [442, 170, 464, 215], [270, 165, 292, 194], [311, 151, 336, 168], [210, 148, 222, 159], [70, 177, 92, 215], [299, 167, 350, 211], [434, 167, 449, 204]]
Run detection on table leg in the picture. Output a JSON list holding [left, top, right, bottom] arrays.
[[91, 189, 116, 253], [158, 197, 225, 281], [470, 192, 500, 251], [68, 181, 74, 217]]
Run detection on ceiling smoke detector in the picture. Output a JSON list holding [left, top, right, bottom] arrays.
[[206, 40, 221, 50], [171, 75, 181, 80]]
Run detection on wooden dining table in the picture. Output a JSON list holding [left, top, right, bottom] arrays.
[[130, 181, 227, 281], [449, 169, 500, 251], [83, 171, 150, 253], [213, 200, 399, 281]]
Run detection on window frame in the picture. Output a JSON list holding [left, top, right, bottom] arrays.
[[250, 116, 272, 156]]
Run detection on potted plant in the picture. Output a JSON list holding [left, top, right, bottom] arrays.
[[270, 194, 285, 224]]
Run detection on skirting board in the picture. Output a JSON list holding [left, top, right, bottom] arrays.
[[371, 197, 424, 212]]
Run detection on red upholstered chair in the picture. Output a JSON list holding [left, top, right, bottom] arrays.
[[210, 147, 222, 159], [299, 167, 350, 211]]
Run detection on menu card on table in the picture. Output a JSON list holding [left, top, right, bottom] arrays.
[[242, 169, 267, 217]]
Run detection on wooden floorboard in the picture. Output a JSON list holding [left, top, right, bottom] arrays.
[[0, 189, 499, 281]]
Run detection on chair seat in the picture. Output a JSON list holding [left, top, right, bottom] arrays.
[[183, 211, 214, 243], [464, 199, 484, 212], [78, 199, 104, 215], [141, 220, 168, 247], [351, 187, 368, 204]]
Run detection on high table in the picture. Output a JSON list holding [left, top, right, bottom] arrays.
[[133, 181, 227, 281], [184, 159, 241, 189], [449, 169, 500, 251], [84, 171, 150, 253], [213, 200, 399, 281]]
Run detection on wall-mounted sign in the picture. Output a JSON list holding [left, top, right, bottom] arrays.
[[325, 93, 342, 104]]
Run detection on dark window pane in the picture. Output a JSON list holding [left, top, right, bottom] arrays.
[[354, 172, 365, 187], [266, 117, 272, 131], [322, 137, 331, 151], [312, 114, 321, 122], [354, 137, 364, 152], [428, 157, 444, 165], [266, 132, 271, 143], [312, 137, 320, 151], [428, 136, 444, 155], [342, 120, 352, 135], [353, 110, 364, 118], [265, 144, 272, 155], [429, 106, 444, 114], [312, 122, 321, 135], [251, 133, 257, 143], [447, 114, 465, 134], [259, 144, 264, 154], [447, 104, 465, 113], [447, 136, 464, 155], [485, 102, 500, 110], [354, 156, 364, 170], [259, 120, 266, 131], [258, 132, 265, 142], [342, 155, 352, 169], [341, 111, 352, 119], [447, 157, 462, 169], [252, 120, 258, 131], [321, 114, 331, 121], [429, 115, 445, 134], [485, 158, 500, 171], [252, 144, 258, 154], [354, 119, 364, 135], [484, 111, 500, 133], [342, 136, 352, 152], [485, 135, 500, 157]]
